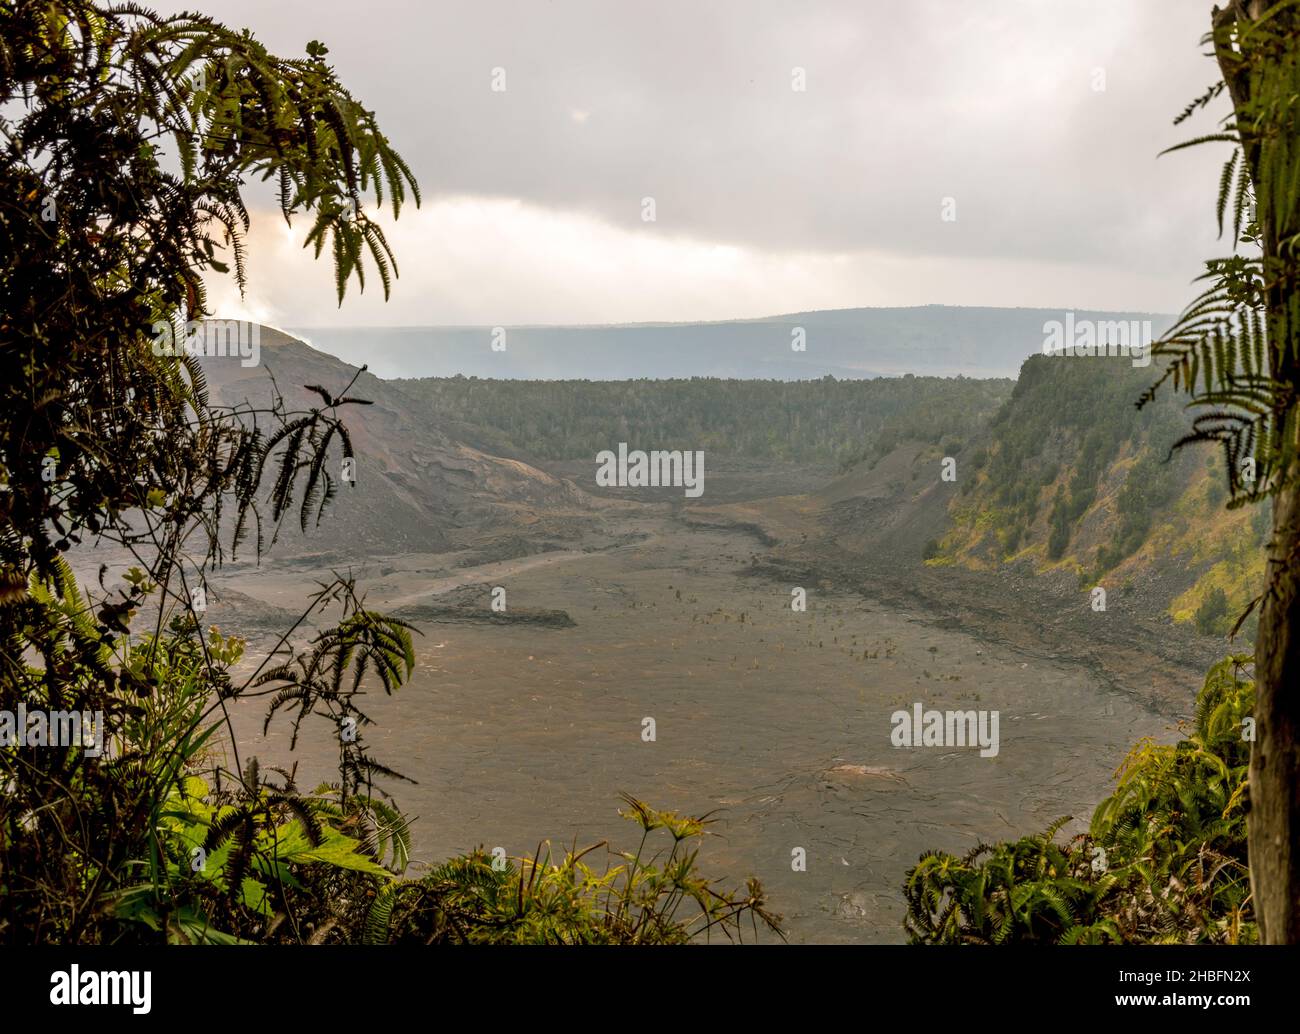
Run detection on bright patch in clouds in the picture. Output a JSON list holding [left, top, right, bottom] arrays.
[[206, 196, 1181, 328]]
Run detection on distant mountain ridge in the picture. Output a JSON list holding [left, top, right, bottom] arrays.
[[288, 305, 1173, 381]]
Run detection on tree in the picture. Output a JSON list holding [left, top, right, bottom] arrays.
[[1141, 1, 1300, 942], [0, 1, 779, 946], [1196, 585, 1232, 636], [0, 0, 420, 941], [1, 0, 419, 585]]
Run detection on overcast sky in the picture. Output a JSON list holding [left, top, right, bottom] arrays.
[[189, 0, 1231, 328]]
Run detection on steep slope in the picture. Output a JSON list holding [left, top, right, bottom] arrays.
[[928, 354, 1266, 639], [196, 326, 598, 560]]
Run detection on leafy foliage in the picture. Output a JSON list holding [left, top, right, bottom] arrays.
[[904, 656, 1256, 944], [366, 796, 783, 945], [0, 0, 427, 943], [0, 0, 419, 586], [1141, 6, 1300, 532], [1139, 5, 1300, 942], [0, 2, 778, 948]]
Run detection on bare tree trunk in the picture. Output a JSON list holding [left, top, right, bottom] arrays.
[[1251, 482, 1300, 943]]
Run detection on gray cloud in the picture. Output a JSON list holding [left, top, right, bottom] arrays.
[[191, 0, 1233, 323]]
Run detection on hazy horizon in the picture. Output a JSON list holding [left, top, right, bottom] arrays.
[[268, 303, 1171, 380]]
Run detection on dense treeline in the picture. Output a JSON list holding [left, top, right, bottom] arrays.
[[394, 374, 1011, 466]]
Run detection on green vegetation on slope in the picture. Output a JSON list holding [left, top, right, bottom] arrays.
[[935, 355, 1266, 635], [965, 354, 1189, 560]]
